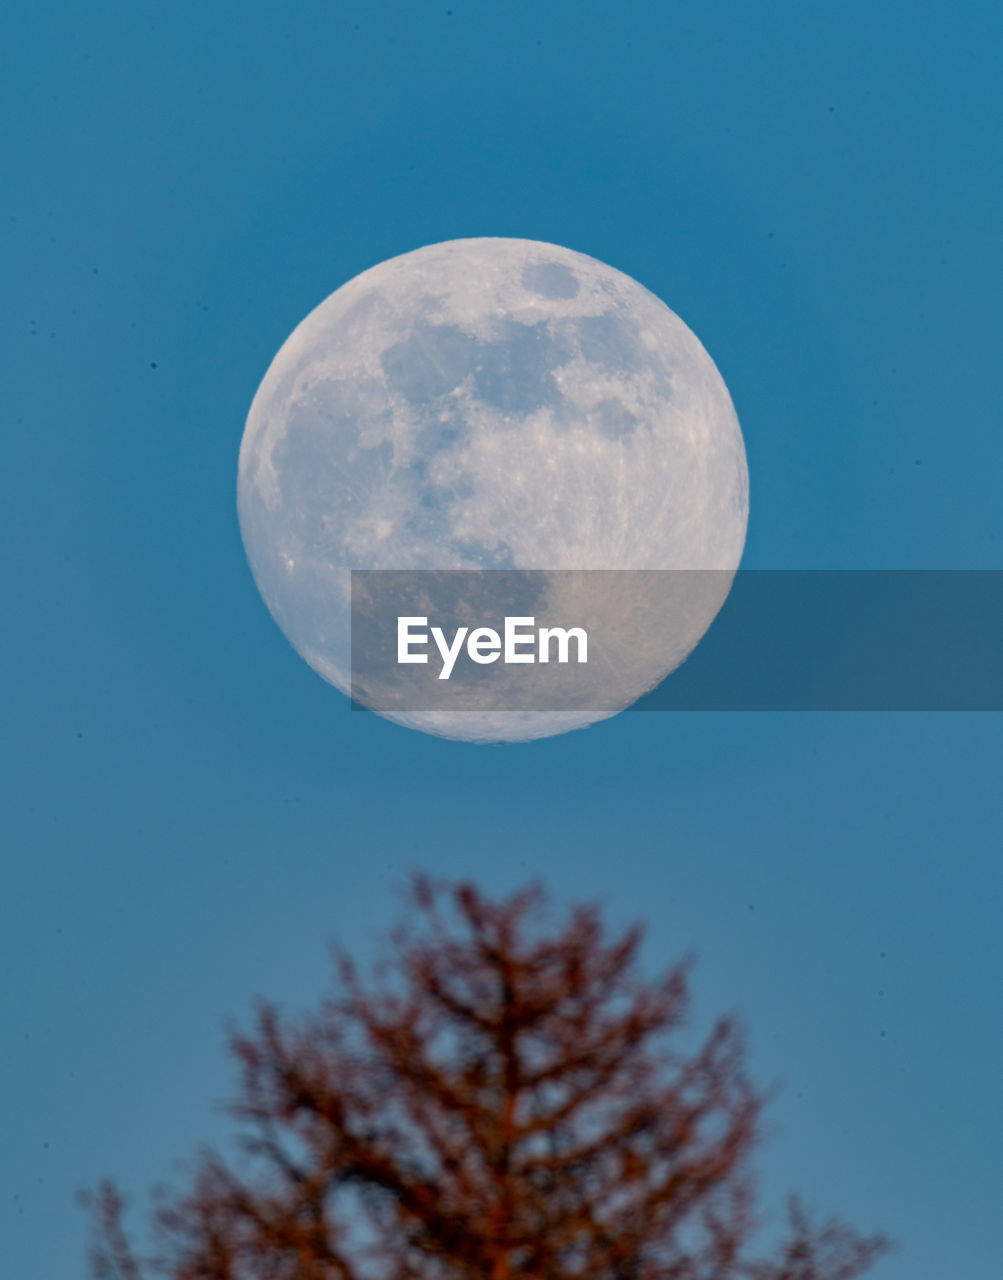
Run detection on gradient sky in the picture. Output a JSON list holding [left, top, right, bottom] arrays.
[[3, 2, 1002, 1276]]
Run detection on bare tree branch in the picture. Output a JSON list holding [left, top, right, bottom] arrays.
[[83, 875, 891, 1280]]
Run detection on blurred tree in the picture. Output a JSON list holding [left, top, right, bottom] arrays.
[[82, 876, 889, 1280]]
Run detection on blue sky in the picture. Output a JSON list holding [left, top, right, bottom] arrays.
[[3, 1, 1001, 1275]]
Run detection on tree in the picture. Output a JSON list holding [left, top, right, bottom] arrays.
[[83, 876, 890, 1280]]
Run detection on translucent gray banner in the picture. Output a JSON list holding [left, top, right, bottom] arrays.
[[349, 570, 1003, 713]]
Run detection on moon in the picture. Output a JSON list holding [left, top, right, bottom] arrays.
[[237, 238, 748, 742]]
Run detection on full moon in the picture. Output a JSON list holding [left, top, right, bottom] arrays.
[[238, 238, 748, 742]]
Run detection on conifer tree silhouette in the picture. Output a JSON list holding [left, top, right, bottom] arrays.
[[84, 876, 888, 1280]]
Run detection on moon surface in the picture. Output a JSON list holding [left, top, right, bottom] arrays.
[[237, 238, 748, 741]]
